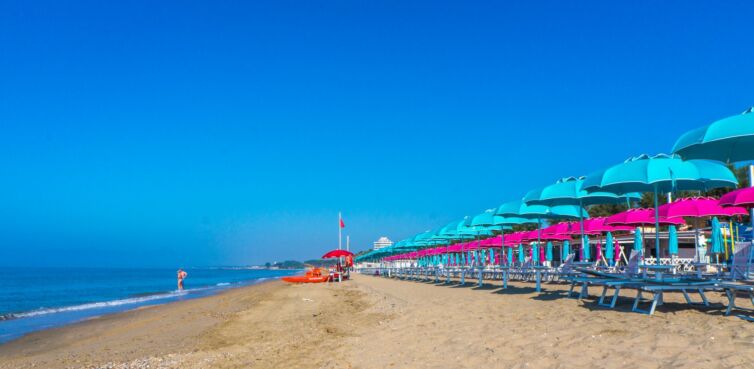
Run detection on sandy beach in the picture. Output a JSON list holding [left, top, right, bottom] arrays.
[[1, 275, 752, 369]]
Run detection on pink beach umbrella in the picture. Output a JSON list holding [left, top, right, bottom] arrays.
[[606, 208, 684, 227], [660, 196, 748, 260], [542, 222, 573, 237], [719, 187, 754, 208], [502, 232, 520, 247], [658, 197, 736, 218], [607, 208, 684, 257], [582, 217, 633, 234]]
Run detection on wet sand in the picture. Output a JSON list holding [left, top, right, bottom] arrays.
[[1, 275, 752, 369]]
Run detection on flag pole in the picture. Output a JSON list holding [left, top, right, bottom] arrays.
[[339, 212, 342, 250], [347, 235, 350, 251]]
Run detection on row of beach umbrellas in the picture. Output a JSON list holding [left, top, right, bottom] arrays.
[[357, 108, 754, 264]]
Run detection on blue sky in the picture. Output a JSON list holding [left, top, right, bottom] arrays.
[[1, 1, 753, 267]]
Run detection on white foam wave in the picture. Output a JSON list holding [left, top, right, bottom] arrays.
[[8, 290, 189, 319]]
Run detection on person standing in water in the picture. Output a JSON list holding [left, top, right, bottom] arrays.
[[177, 269, 188, 290]]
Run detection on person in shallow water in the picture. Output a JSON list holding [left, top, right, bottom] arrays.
[[177, 269, 188, 290]]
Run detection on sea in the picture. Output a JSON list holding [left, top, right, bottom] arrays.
[[0, 267, 302, 344]]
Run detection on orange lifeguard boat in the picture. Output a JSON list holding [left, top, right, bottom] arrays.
[[282, 268, 329, 283]]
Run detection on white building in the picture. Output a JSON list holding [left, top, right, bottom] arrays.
[[373, 236, 393, 250]]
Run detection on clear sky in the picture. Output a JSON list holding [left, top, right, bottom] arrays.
[[2, 1, 753, 267]]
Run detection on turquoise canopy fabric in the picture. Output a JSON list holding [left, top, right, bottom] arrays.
[[668, 225, 678, 255], [634, 227, 643, 252], [507, 247, 513, 264], [546, 241, 553, 261], [524, 176, 640, 206], [672, 107, 754, 163], [496, 200, 588, 219], [582, 153, 738, 195], [711, 217, 724, 254], [532, 243, 540, 262], [518, 244, 524, 263], [583, 153, 737, 261], [562, 240, 570, 259], [493, 215, 538, 226], [582, 235, 590, 261], [605, 232, 614, 260]]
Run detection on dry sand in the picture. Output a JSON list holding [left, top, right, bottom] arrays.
[[1, 275, 752, 369]]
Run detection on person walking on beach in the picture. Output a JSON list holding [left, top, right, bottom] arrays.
[[177, 269, 188, 290]]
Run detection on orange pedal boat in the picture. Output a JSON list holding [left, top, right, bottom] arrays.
[[282, 268, 329, 283]]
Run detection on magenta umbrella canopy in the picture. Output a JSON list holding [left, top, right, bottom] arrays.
[[581, 217, 633, 234], [522, 230, 540, 242], [447, 243, 463, 252], [503, 231, 526, 246], [658, 197, 734, 218], [480, 235, 503, 248], [724, 206, 749, 216], [542, 222, 573, 237], [606, 208, 685, 226], [719, 187, 754, 208], [466, 241, 482, 250]]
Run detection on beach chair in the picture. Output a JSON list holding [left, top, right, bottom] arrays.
[[511, 258, 533, 281], [589, 255, 718, 315], [628, 280, 717, 315], [545, 253, 575, 282], [730, 242, 753, 281], [717, 282, 754, 321], [568, 250, 641, 300], [714, 243, 754, 320]]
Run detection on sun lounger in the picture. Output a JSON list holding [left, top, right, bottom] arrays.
[[567, 250, 641, 299], [630, 281, 717, 315], [718, 282, 754, 321], [538, 254, 575, 282]]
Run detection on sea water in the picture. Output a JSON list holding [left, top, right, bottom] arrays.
[[0, 267, 301, 343]]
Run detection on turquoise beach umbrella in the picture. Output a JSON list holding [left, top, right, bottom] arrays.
[[532, 243, 540, 262], [562, 240, 570, 259], [634, 227, 643, 252], [672, 107, 754, 163], [524, 177, 640, 255], [711, 217, 724, 254], [672, 108, 754, 242], [497, 200, 588, 265], [471, 209, 512, 232], [518, 244, 525, 263], [507, 247, 513, 264], [605, 232, 614, 260], [546, 241, 553, 261], [583, 153, 737, 260], [668, 225, 679, 255], [582, 235, 590, 261]]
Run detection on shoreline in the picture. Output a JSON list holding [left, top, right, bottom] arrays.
[[0, 269, 303, 344], [1, 275, 752, 369]]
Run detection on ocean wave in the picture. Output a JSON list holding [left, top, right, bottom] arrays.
[[1, 290, 190, 321], [0, 275, 278, 322]]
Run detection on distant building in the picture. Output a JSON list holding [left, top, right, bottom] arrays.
[[373, 236, 393, 250]]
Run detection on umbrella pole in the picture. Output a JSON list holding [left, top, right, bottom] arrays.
[[694, 219, 701, 263], [750, 164, 754, 242], [653, 186, 661, 264], [537, 218, 542, 266], [579, 198, 587, 262]]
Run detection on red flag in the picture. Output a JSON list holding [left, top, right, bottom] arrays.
[[339, 218, 345, 228]]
